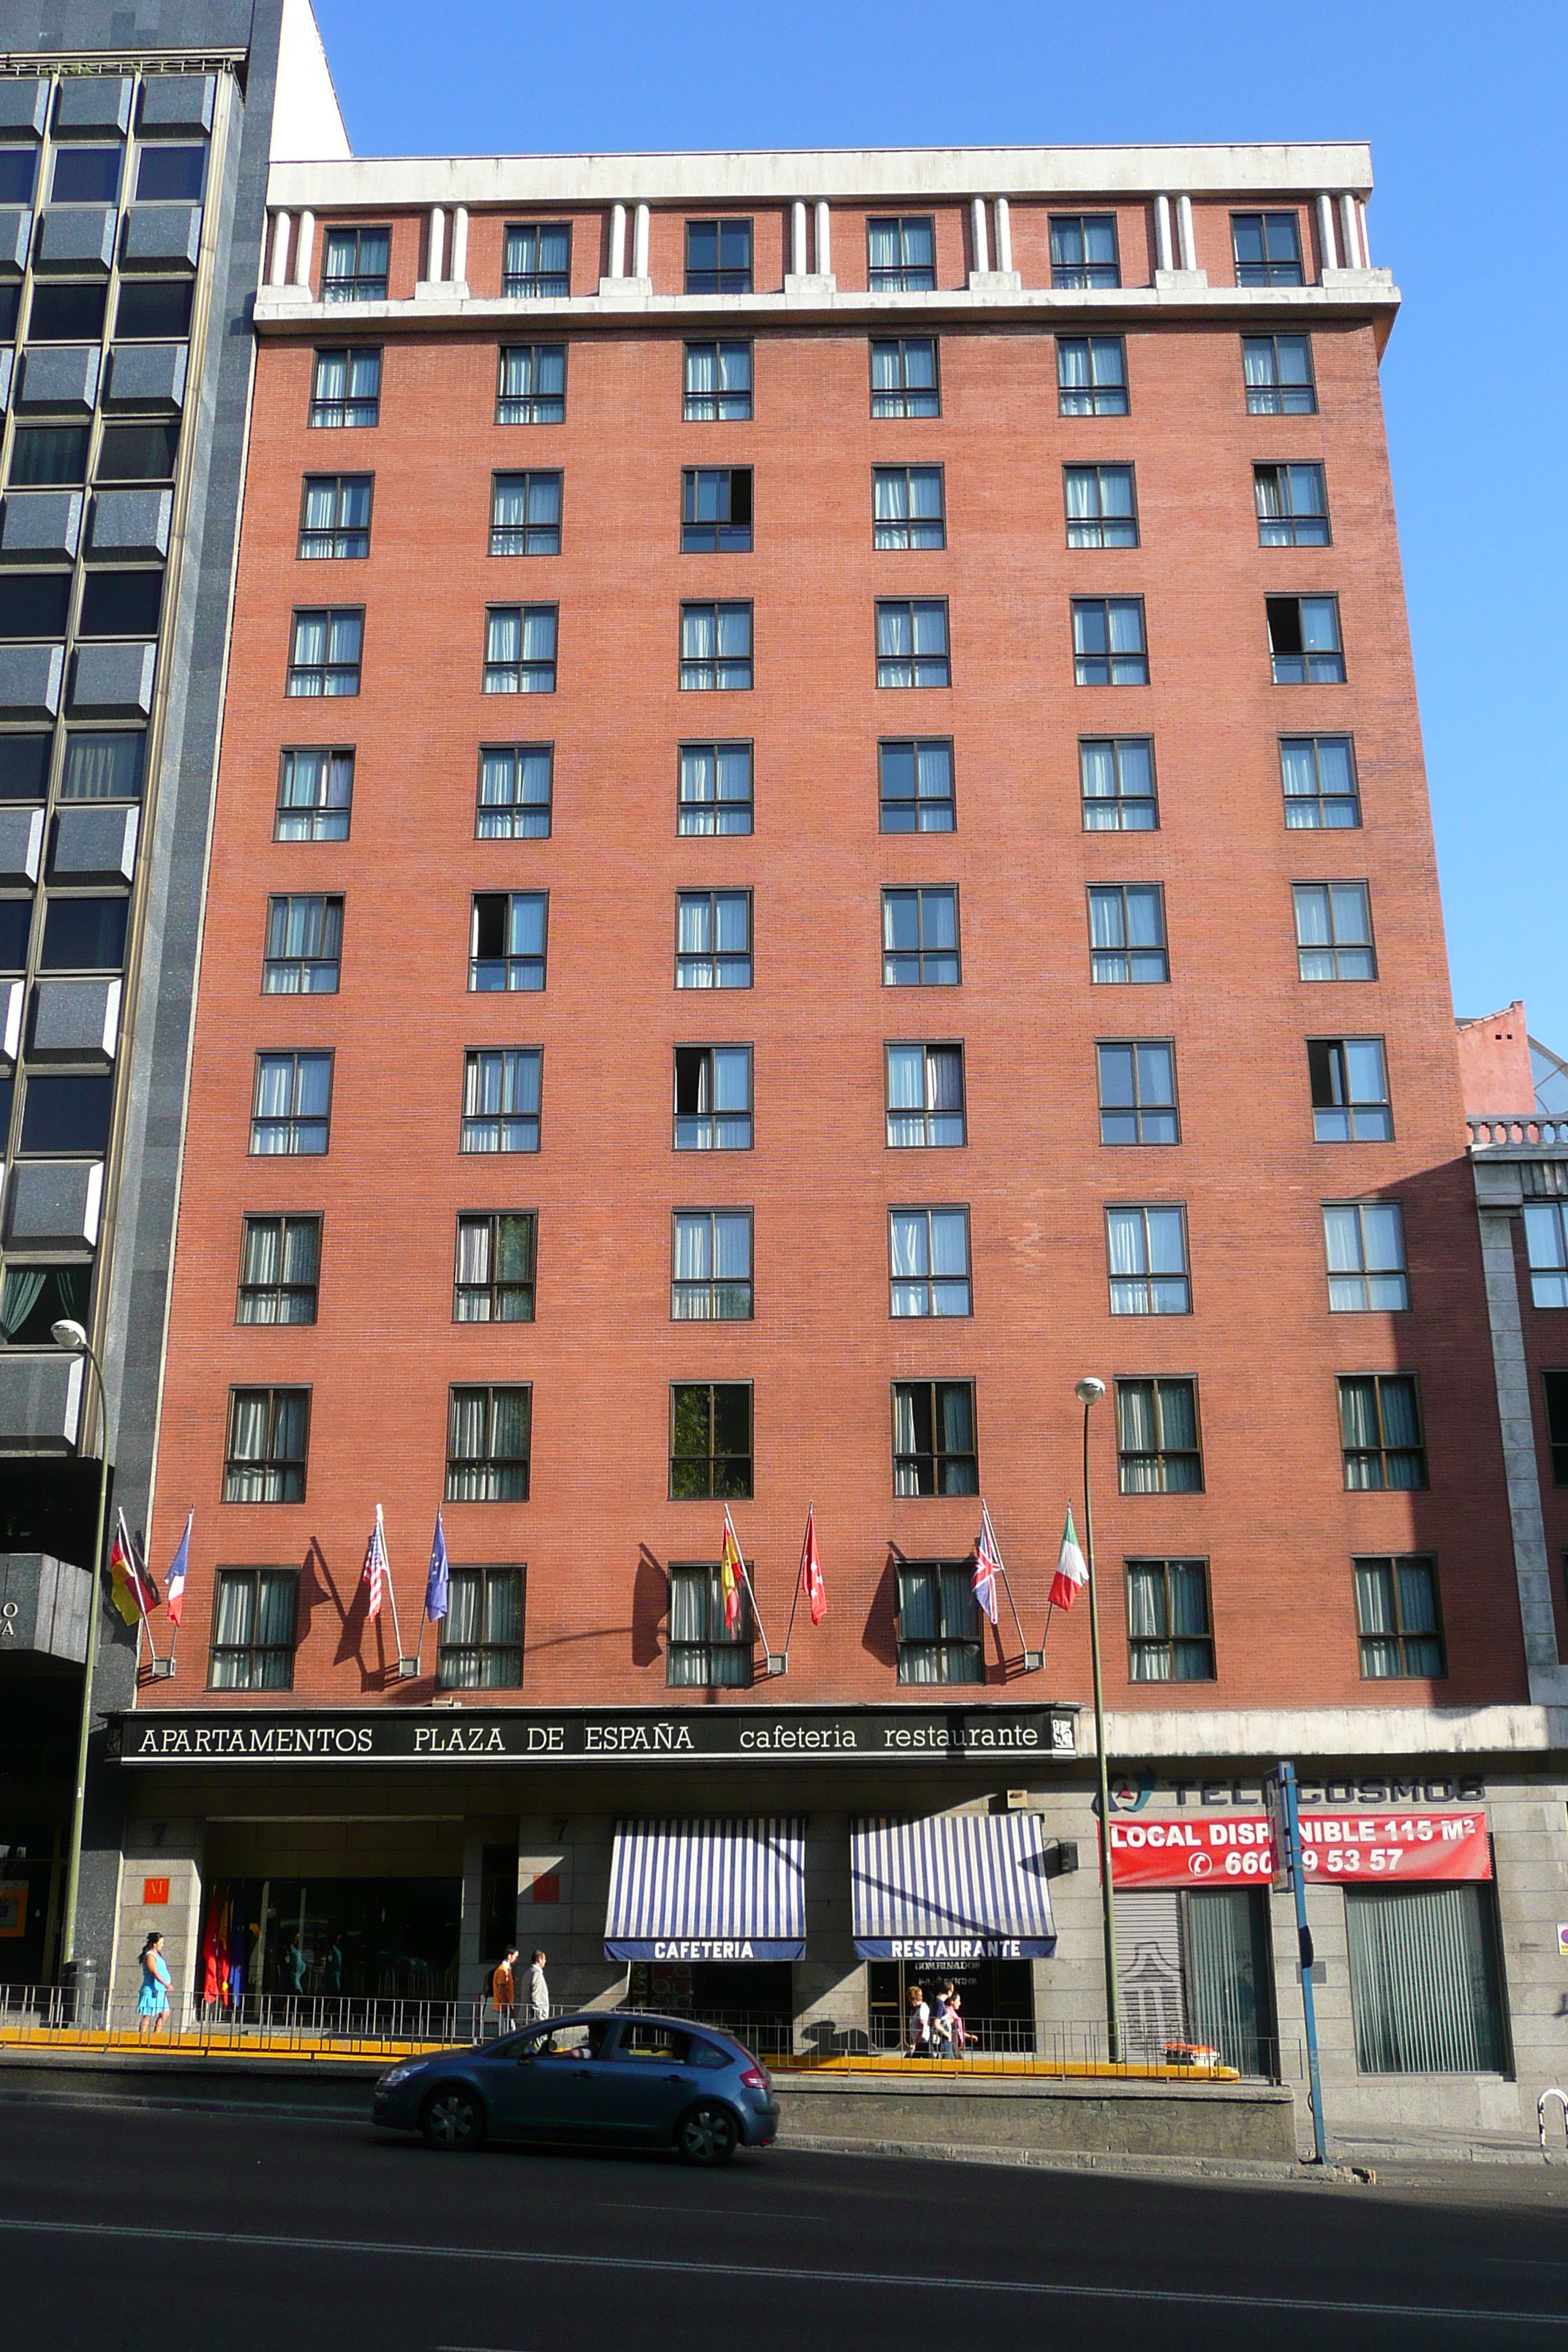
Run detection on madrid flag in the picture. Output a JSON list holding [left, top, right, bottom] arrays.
[[1050, 1509, 1089, 1612], [799, 1507, 826, 1626]]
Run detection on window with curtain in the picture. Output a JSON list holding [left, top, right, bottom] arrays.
[[287, 608, 362, 696], [1243, 333, 1316, 415], [684, 341, 752, 421], [882, 887, 959, 986], [895, 1561, 982, 1683], [879, 739, 954, 834], [889, 1207, 970, 1318], [1232, 211, 1303, 287], [1255, 463, 1330, 548], [685, 219, 752, 294], [674, 1045, 751, 1150], [504, 222, 570, 297], [208, 1569, 298, 1689], [1522, 1204, 1568, 1308], [454, 1213, 536, 1322], [461, 1049, 541, 1153], [1107, 1205, 1189, 1315], [1309, 1037, 1391, 1141], [10, 423, 91, 486], [1126, 1558, 1214, 1680], [437, 1564, 524, 1688], [678, 742, 752, 836], [274, 747, 353, 842], [867, 216, 936, 291], [1097, 1040, 1179, 1145], [446, 1385, 531, 1501], [60, 731, 143, 802], [1339, 1375, 1427, 1490], [1281, 735, 1360, 829], [477, 746, 551, 840], [470, 892, 548, 990], [249, 1052, 331, 1156], [669, 1382, 753, 1499], [263, 894, 343, 994], [1293, 881, 1375, 980], [1268, 595, 1343, 684], [870, 336, 940, 418], [321, 227, 390, 301], [223, 1389, 309, 1502], [1542, 1373, 1568, 1484], [1089, 885, 1166, 982], [672, 1210, 753, 1320], [666, 1561, 753, 1686], [1074, 598, 1147, 686], [1346, 1885, 1504, 2073], [237, 1215, 320, 1324], [0, 1261, 88, 1346], [1058, 334, 1128, 416], [483, 606, 557, 692], [679, 602, 752, 689], [1323, 1202, 1408, 1311], [682, 467, 753, 551], [1354, 1555, 1444, 1676], [1081, 737, 1157, 832], [1115, 1377, 1202, 1493], [310, 347, 381, 428], [298, 475, 372, 559], [490, 472, 562, 557], [876, 600, 949, 687], [497, 344, 566, 424], [676, 889, 751, 988], [1051, 214, 1119, 289], [885, 1041, 965, 1148], [1065, 464, 1138, 549], [892, 1379, 978, 1496], [872, 466, 945, 549]]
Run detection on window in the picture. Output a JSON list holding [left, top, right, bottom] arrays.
[[0, 1264, 88, 1347], [678, 742, 752, 835], [883, 886, 959, 985], [1294, 882, 1375, 980], [1346, 1883, 1505, 2075], [274, 748, 353, 842], [208, 1569, 298, 1686], [1255, 463, 1329, 549], [0, 573, 69, 639], [1543, 1373, 1568, 1482], [879, 739, 954, 834], [491, 472, 562, 557], [1309, 1037, 1391, 1141], [10, 426, 90, 488], [870, 337, 939, 419], [1324, 1202, 1409, 1311], [0, 901, 29, 967], [29, 282, 106, 339], [470, 892, 547, 991], [237, 1215, 320, 1324], [682, 467, 753, 552], [1281, 735, 1360, 829], [0, 734, 50, 802], [113, 279, 193, 340], [1524, 1204, 1568, 1308], [96, 424, 179, 483], [685, 219, 752, 294], [310, 348, 381, 429], [685, 341, 751, 421], [462, 1049, 541, 1154], [1354, 1556, 1444, 1676], [504, 222, 570, 298], [447, 1386, 532, 1501], [1074, 598, 1147, 686], [895, 1561, 982, 1684], [1116, 1378, 1202, 1493], [892, 1381, 978, 1496], [50, 146, 121, 203], [484, 606, 557, 693], [670, 1382, 753, 1499], [1243, 333, 1316, 415], [223, 1388, 309, 1503], [263, 894, 342, 994], [1107, 1205, 1190, 1314], [1066, 465, 1137, 549], [1098, 1041, 1179, 1145], [1051, 214, 1120, 289], [136, 143, 205, 201], [455, 1213, 536, 1322], [18, 1074, 113, 1157], [438, 1565, 524, 1689], [1058, 335, 1128, 417], [1126, 1559, 1213, 1680], [497, 344, 566, 425], [478, 745, 551, 839], [39, 898, 127, 973], [298, 475, 372, 559], [676, 889, 751, 988], [287, 609, 361, 697], [889, 1207, 970, 1317], [1232, 212, 1303, 287], [867, 216, 936, 291], [1268, 595, 1343, 684], [667, 1561, 752, 1687], [1089, 885, 1167, 982], [250, 1052, 331, 1156], [0, 151, 34, 206], [886, 1041, 965, 1147], [873, 466, 945, 550], [876, 600, 949, 687], [674, 1044, 751, 1150], [79, 572, 163, 639], [1339, 1374, 1427, 1489], [321, 226, 391, 303], [1081, 736, 1157, 831], [673, 1210, 753, 1319], [680, 602, 751, 690]]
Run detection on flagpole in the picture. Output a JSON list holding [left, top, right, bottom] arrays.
[[123, 1513, 160, 1669], [985, 1506, 1031, 1665], [726, 1506, 780, 1676], [376, 1504, 410, 1677], [1075, 1376, 1122, 2068], [781, 1501, 813, 1660]]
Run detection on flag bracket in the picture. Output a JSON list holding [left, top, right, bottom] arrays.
[[148, 1655, 176, 1680], [396, 1656, 420, 1680], [764, 1652, 788, 1678], [1022, 1649, 1044, 1673]]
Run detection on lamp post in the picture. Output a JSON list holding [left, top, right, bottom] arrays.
[[53, 1316, 111, 2008], [1075, 1374, 1123, 2066]]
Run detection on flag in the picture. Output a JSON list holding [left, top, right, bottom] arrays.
[[424, 1509, 450, 1624], [362, 1505, 389, 1621], [799, 1507, 826, 1627], [108, 1512, 158, 1628], [1050, 1508, 1089, 1611], [971, 1502, 1002, 1627], [164, 1512, 192, 1629], [720, 1507, 746, 1632]]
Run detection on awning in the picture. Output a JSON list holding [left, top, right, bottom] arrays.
[[605, 1817, 806, 1962], [851, 1813, 1057, 1960]]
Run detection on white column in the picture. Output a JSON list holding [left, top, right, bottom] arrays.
[[1154, 193, 1172, 273], [608, 202, 627, 279], [814, 199, 830, 276], [451, 206, 469, 285], [791, 200, 807, 276], [1340, 192, 1364, 270], [293, 209, 314, 290], [633, 202, 649, 280], [1316, 192, 1338, 273], [268, 210, 292, 287], [427, 205, 446, 284], [1356, 198, 1371, 267], [1176, 192, 1196, 271], [994, 196, 1011, 275], [970, 195, 989, 274]]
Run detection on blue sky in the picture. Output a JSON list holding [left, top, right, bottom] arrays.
[[314, 0, 1567, 1048]]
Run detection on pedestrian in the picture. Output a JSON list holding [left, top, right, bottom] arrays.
[[905, 1982, 930, 2058], [137, 1931, 171, 2039], [491, 1945, 519, 2029], [942, 1982, 966, 2057], [527, 1948, 551, 2022], [930, 1986, 955, 2058], [282, 1932, 308, 1998]]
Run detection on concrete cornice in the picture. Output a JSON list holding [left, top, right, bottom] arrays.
[[1094, 1703, 1562, 1763]]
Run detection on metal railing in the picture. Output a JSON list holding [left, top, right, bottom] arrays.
[[1468, 1114, 1568, 1150]]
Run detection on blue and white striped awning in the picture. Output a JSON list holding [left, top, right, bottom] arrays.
[[851, 1813, 1057, 1961], [606, 1817, 807, 1962]]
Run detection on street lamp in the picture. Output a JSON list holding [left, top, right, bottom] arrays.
[[1075, 1374, 1123, 2067], [53, 1316, 111, 2013]]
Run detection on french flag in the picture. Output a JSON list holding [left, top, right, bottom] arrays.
[[164, 1512, 192, 1629]]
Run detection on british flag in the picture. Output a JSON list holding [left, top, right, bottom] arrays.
[[971, 1501, 1003, 1627]]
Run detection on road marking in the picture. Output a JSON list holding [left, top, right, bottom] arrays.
[[0, 2214, 1562, 2329]]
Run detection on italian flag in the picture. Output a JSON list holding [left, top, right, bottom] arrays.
[[1049, 1509, 1089, 1612]]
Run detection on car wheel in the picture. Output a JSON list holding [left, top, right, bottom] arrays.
[[420, 2085, 486, 2152], [674, 2102, 739, 2167]]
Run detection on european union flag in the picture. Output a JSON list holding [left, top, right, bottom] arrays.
[[424, 1509, 449, 1623]]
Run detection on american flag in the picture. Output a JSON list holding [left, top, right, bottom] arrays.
[[362, 1505, 389, 1620], [972, 1501, 1003, 1627]]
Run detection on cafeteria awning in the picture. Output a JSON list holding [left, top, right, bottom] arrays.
[[605, 1817, 807, 1961], [851, 1812, 1058, 1960]]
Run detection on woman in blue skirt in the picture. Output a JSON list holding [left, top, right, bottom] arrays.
[[137, 1931, 172, 2038]]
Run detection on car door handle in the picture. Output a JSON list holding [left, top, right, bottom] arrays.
[[663, 2072, 685, 2083]]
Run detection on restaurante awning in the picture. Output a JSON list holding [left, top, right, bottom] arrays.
[[605, 1817, 807, 1961], [851, 1812, 1057, 1959]]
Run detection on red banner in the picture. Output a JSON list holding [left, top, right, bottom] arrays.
[[1109, 1809, 1490, 1888]]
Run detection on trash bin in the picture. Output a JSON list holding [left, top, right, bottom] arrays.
[[59, 1956, 97, 2029]]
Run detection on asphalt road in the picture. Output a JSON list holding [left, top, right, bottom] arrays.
[[2, 2085, 1567, 2351]]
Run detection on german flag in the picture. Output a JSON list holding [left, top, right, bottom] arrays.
[[108, 1512, 159, 1629]]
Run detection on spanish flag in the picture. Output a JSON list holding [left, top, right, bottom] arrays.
[[720, 1508, 746, 1632], [108, 1512, 159, 1629]]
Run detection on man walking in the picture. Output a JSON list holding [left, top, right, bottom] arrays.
[[527, 1949, 551, 2022], [491, 1945, 519, 2031]]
